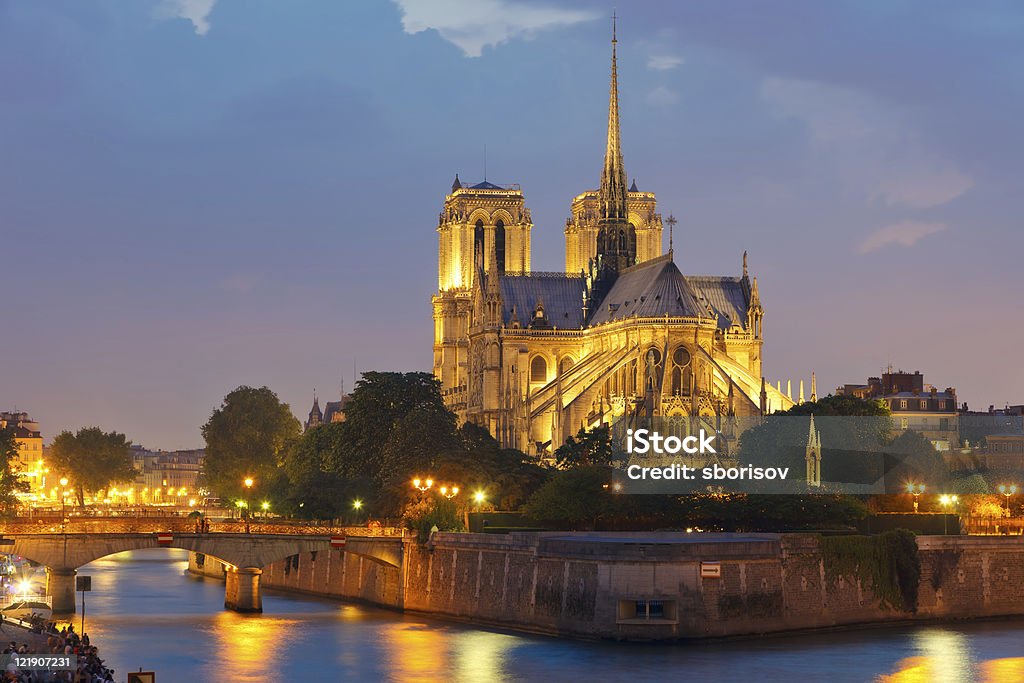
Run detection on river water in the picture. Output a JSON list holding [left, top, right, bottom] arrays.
[[54, 549, 1024, 682]]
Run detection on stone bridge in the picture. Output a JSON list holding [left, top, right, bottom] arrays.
[[4, 532, 406, 613]]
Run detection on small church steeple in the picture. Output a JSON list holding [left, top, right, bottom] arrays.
[[806, 414, 822, 488]]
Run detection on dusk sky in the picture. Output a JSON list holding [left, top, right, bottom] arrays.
[[2, 0, 1022, 449]]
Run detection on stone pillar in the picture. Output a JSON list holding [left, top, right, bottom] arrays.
[[224, 567, 263, 613], [46, 568, 76, 614]]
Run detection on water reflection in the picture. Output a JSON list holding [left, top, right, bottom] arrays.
[[211, 612, 295, 683], [64, 550, 1024, 682], [877, 629, 1020, 683]]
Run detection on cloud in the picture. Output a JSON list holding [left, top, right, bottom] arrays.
[[647, 54, 684, 71], [392, 0, 598, 57], [858, 221, 946, 253], [156, 0, 217, 36], [645, 86, 680, 107], [761, 76, 973, 209]]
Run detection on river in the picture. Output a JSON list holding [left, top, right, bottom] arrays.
[[50, 549, 1024, 682]]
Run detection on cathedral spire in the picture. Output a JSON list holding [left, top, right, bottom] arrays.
[[599, 11, 628, 227]]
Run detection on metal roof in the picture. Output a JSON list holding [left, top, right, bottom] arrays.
[[588, 255, 705, 325], [499, 273, 586, 328], [686, 275, 751, 329]]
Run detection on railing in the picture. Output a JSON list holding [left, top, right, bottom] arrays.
[[0, 517, 406, 537], [962, 515, 1024, 536], [0, 595, 51, 610]]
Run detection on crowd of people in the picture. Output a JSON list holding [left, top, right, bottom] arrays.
[[2, 621, 114, 682]]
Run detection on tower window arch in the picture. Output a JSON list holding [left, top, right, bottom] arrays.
[[530, 356, 548, 384], [474, 219, 485, 270], [495, 219, 506, 273]]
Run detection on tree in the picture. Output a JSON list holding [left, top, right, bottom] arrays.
[[524, 466, 619, 529], [337, 374, 446, 481], [0, 428, 29, 516], [201, 386, 301, 500], [554, 425, 613, 469], [884, 429, 948, 491], [48, 427, 136, 505]]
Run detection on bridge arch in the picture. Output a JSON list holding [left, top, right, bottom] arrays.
[[5, 533, 404, 615]]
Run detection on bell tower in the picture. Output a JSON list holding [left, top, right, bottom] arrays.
[[433, 177, 532, 407]]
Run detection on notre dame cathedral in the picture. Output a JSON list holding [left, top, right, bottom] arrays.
[[431, 27, 797, 458]]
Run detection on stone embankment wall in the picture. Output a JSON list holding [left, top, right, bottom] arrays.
[[189, 533, 1024, 640]]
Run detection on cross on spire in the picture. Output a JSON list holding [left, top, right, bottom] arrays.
[[667, 213, 677, 253]]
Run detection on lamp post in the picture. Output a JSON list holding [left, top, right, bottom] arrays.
[[412, 478, 433, 492], [939, 494, 959, 535], [998, 484, 1018, 515], [468, 490, 486, 532], [59, 477, 69, 532], [243, 477, 254, 533], [906, 483, 926, 513]]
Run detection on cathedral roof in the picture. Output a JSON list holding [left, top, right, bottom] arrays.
[[685, 275, 752, 330], [469, 180, 505, 190], [589, 254, 705, 325], [499, 273, 586, 328]]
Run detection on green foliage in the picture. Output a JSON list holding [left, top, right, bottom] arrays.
[[554, 425, 613, 469], [405, 495, 463, 543], [820, 529, 921, 612], [201, 386, 301, 500], [681, 493, 869, 532], [524, 466, 617, 528], [49, 427, 136, 505], [341, 372, 447, 479], [883, 430, 948, 492], [0, 428, 29, 516], [378, 401, 459, 485]]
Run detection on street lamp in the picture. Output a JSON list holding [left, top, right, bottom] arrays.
[[906, 483, 926, 513], [412, 478, 433, 492], [59, 477, 69, 532], [438, 485, 459, 499], [468, 490, 487, 531], [261, 501, 270, 519], [243, 477, 254, 533], [939, 494, 959, 535], [998, 484, 1018, 515]]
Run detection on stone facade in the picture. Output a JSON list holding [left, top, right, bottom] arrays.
[[198, 532, 1024, 641]]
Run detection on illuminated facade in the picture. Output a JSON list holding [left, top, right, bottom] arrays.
[[0, 411, 47, 496], [432, 29, 794, 456]]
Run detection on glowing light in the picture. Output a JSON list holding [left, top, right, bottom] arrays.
[[473, 491, 486, 504], [243, 477, 254, 489], [261, 501, 270, 510], [353, 499, 363, 510], [59, 477, 68, 487]]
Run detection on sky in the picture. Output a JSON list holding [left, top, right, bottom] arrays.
[[2, 0, 1022, 449]]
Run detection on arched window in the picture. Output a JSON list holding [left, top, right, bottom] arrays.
[[530, 356, 548, 383], [670, 346, 691, 395], [559, 356, 574, 375], [474, 219, 485, 270], [495, 219, 506, 273]]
